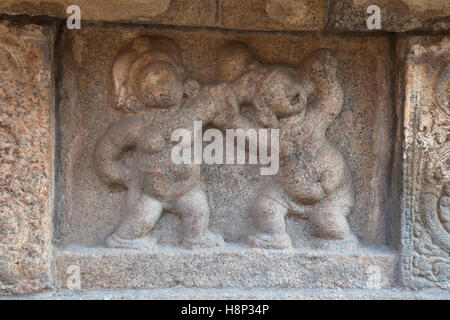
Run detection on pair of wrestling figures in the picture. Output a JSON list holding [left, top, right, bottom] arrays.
[[94, 36, 358, 250]]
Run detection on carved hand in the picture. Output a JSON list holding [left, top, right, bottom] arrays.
[[94, 115, 142, 188], [304, 49, 338, 88]]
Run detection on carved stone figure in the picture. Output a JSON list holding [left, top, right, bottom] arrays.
[[218, 42, 357, 249], [94, 37, 242, 249]]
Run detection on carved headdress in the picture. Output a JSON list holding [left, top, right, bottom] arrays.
[[112, 36, 186, 112]]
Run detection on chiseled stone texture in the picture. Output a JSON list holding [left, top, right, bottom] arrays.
[[220, 0, 328, 31], [400, 36, 449, 290], [328, 0, 449, 32], [220, 0, 449, 32], [0, 0, 216, 26], [0, 21, 54, 295], [54, 246, 397, 290]]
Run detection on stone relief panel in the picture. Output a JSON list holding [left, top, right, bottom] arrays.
[[92, 37, 357, 251], [401, 36, 449, 289], [57, 26, 393, 252], [0, 22, 54, 294]]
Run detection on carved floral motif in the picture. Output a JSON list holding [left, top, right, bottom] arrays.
[[403, 39, 450, 289]]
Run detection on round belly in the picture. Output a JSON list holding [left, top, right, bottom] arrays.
[[137, 152, 200, 202], [277, 156, 324, 202]]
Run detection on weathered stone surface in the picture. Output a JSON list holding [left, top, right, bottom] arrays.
[[0, 0, 449, 31], [150, 0, 217, 26], [9, 287, 450, 300], [220, 0, 328, 31], [0, 0, 216, 26], [0, 21, 54, 295], [400, 36, 450, 290], [220, 0, 449, 32], [0, 0, 170, 23], [328, 0, 450, 32], [54, 247, 396, 289]]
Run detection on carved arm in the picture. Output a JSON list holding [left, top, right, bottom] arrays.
[[304, 49, 344, 129], [94, 115, 142, 187]]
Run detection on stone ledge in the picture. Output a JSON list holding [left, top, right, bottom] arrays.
[[7, 288, 450, 300], [220, 0, 449, 32], [0, 0, 448, 31], [0, 0, 217, 26], [54, 246, 397, 290]]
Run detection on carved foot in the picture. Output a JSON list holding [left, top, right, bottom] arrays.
[[105, 233, 157, 250], [182, 230, 225, 249], [248, 232, 292, 249], [312, 233, 359, 251]]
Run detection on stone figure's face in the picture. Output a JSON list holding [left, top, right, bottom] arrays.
[[113, 39, 186, 112], [138, 61, 184, 108], [260, 69, 310, 118]]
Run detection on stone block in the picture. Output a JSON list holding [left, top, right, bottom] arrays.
[[328, 0, 449, 32], [0, 0, 217, 26], [55, 247, 397, 289], [220, 0, 328, 31], [400, 36, 450, 290], [0, 21, 54, 295]]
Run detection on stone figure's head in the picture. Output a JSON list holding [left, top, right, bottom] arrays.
[[218, 41, 314, 126], [112, 36, 187, 112], [256, 66, 314, 119]]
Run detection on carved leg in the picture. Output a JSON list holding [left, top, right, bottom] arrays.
[[310, 203, 358, 250], [106, 186, 162, 250], [248, 185, 292, 249], [172, 185, 224, 249]]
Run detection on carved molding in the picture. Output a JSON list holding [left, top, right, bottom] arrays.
[[402, 37, 449, 289]]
